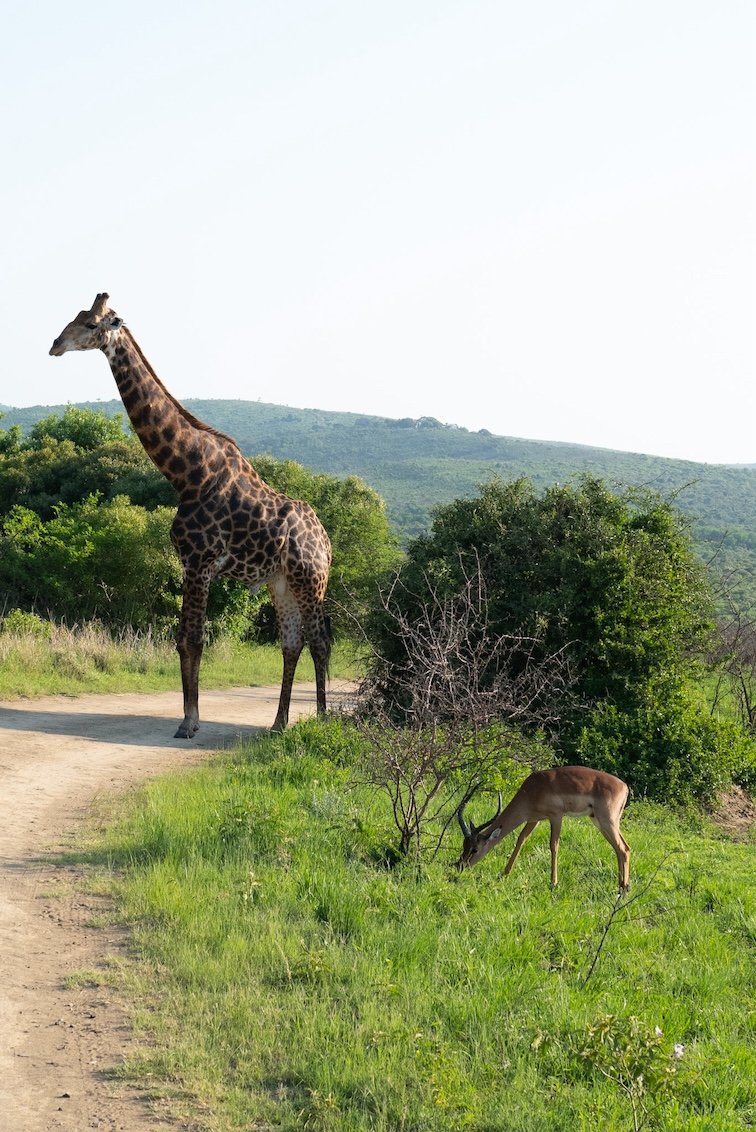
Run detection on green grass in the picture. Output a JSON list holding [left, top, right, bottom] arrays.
[[72, 719, 754, 1131], [0, 621, 360, 698]]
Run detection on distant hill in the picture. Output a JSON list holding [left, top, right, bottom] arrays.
[[3, 397, 756, 609]]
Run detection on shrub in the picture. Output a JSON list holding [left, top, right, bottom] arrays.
[[0, 608, 53, 638], [363, 476, 755, 804], [576, 682, 756, 805]]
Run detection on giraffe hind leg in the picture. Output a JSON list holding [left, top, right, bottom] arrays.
[[270, 582, 305, 732], [272, 642, 304, 732], [306, 609, 331, 717], [269, 580, 330, 731]]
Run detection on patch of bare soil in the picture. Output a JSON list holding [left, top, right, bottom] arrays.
[[709, 784, 756, 839], [0, 682, 351, 1131]]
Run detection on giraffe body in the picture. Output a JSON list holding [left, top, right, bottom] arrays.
[[50, 293, 331, 736]]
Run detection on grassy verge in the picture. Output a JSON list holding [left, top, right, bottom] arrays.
[[73, 719, 753, 1131], [0, 622, 361, 697]]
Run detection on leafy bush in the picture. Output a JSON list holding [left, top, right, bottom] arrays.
[[0, 608, 53, 638], [0, 408, 401, 641], [0, 495, 181, 630], [26, 405, 128, 450], [364, 476, 751, 804], [576, 682, 756, 805], [0, 408, 173, 519], [574, 1014, 687, 1131]]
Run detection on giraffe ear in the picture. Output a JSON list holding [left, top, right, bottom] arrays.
[[108, 317, 123, 330]]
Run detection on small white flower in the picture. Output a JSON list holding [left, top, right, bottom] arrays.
[[673, 1043, 685, 1059], [655, 1026, 663, 1037]]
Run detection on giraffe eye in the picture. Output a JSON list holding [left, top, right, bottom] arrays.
[[85, 323, 97, 330]]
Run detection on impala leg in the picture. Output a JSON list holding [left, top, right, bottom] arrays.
[[609, 834, 631, 894], [619, 839, 631, 893], [616, 823, 631, 893], [175, 573, 210, 739], [549, 816, 563, 887], [607, 827, 631, 893], [504, 821, 538, 876], [592, 813, 631, 893]]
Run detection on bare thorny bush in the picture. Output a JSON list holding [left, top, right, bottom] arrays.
[[350, 557, 578, 862], [708, 591, 756, 735], [702, 550, 756, 734]]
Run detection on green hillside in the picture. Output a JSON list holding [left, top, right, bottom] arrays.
[[4, 398, 756, 608]]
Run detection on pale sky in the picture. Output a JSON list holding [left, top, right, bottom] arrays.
[[2, 1, 753, 463]]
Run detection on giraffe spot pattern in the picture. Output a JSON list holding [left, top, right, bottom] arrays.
[[52, 303, 332, 733]]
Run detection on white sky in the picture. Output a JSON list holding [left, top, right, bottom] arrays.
[[2, 1, 753, 463]]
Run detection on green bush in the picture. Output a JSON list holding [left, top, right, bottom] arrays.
[[576, 682, 756, 805], [0, 409, 402, 641], [0, 608, 53, 638], [364, 476, 754, 804], [0, 495, 181, 630]]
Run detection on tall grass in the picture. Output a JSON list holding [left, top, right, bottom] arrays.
[[0, 619, 360, 697], [76, 719, 754, 1131]]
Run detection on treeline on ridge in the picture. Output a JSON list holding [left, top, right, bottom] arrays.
[[3, 396, 756, 612], [2, 404, 756, 810], [0, 407, 401, 635]]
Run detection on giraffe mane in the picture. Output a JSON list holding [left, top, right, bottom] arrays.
[[122, 327, 241, 450]]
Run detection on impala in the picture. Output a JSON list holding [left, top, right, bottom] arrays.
[[456, 766, 630, 892]]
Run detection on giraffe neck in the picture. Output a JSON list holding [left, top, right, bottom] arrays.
[[102, 327, 236, 494]]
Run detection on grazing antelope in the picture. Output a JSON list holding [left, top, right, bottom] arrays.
[[456, 766, 630, 892]]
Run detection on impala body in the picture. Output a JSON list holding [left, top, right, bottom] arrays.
[[457, 766, 630, 892]]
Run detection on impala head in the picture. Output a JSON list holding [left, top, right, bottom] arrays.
[[455, 793, 503, 869], [49, 292, 124, 356]]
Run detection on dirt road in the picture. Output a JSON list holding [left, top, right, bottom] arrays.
[[0, 683, 344, 1131]]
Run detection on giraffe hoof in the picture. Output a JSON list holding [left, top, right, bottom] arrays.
[[174, 721, 199, 739]]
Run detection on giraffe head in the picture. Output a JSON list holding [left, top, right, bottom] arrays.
[[49, 293, 124, 356]]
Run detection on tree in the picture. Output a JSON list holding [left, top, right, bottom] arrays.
[[0, 415, 22, 455], [0, 496, 181, 629], [26, 405, 128, 450], [0, 410, 401, 640], [0, 408, 173, 520], [366, 476, 753, 802]]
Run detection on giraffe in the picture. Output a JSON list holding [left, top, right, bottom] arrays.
[[50, 293, 332, 738]]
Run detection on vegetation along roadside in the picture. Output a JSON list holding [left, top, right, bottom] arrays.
[[70, 719, 753, 1131], [1, 404, 754, 1128]]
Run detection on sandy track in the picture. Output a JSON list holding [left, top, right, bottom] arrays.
[[0, 683, 347, 1131]]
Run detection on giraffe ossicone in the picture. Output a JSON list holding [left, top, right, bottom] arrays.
[[50, 293, 332, 737]]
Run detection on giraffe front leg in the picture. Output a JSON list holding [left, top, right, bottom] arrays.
[[175, 573, 210, 739]]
